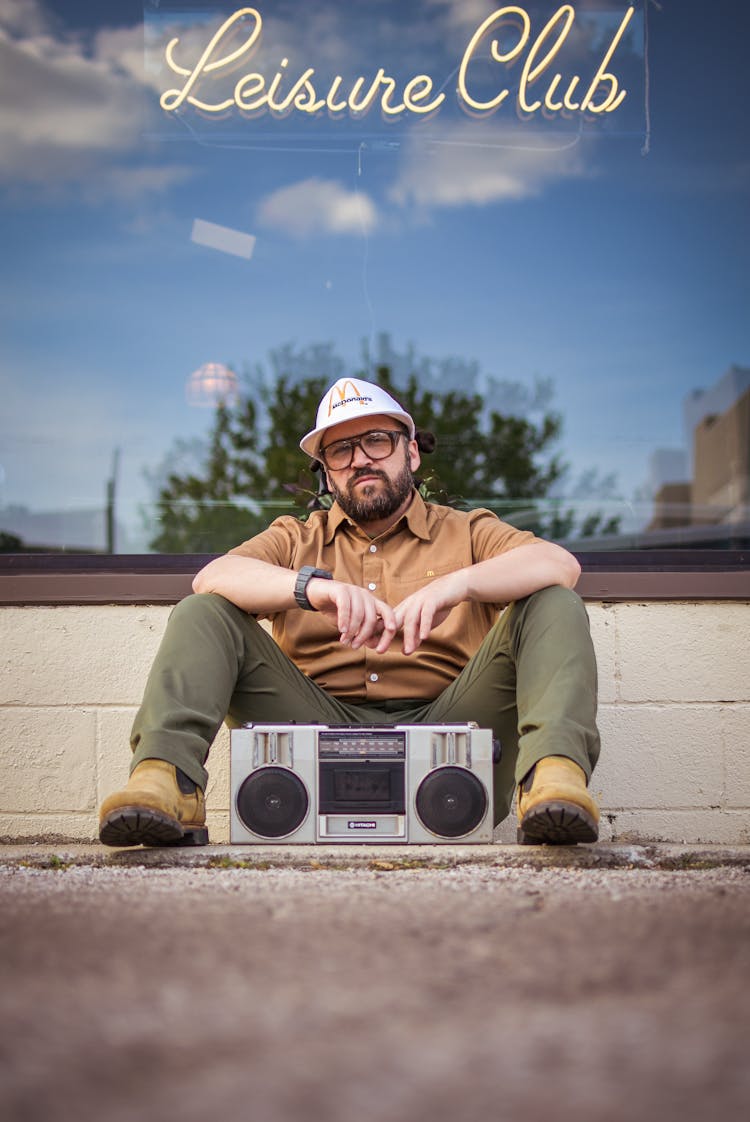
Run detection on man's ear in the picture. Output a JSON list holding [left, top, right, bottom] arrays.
[[408, 439, 421, 474]]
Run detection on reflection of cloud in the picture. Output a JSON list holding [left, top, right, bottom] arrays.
[[258, 178, 377, 238], [254, 6, 358, 74], [0, 0, 51, 38], [0, 0, 189, 194], [389, 125, 587, 209], [423, 0, 497, 35], [84, 165, 195, 204], [427, 0, 642, 58], [94, 24, 160, 90]]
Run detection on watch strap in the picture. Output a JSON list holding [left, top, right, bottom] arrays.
[[294, 565, 333, 611]]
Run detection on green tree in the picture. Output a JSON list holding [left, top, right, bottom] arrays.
[[372, 366, 564, 506], [148, 377, 329, 553], [0, 530, 25, 553], [146, 350, 618, 552]]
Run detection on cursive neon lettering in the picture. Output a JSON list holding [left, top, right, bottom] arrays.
[[267, 64, 320, 113], [349, 69, 391, 115], [293, 76, 326, 114], [543, 73, 565, 113], [563, 75, 581, 111], [234, 71, 265, 111], [402, 74, 445, 115], [161, 7, 262, 112], [458, 6, 531, 113], [380, 74, 408, 117], [159, 5, 636, 123], [579, 6, 634, 112], [326, 75, 349, 113], [518, 5, 575, 112], [264, 57, 289, 110]]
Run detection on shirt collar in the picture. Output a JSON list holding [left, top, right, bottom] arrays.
[[323, 490, 432, 544]]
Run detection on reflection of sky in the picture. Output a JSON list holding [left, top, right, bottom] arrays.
[[0, 0, 748, 548]]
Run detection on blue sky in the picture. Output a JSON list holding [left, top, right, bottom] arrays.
[[0, 0, 748, 549]]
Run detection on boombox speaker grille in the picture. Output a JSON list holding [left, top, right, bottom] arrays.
[[415, 766, 488, 838], [236, 767, 309, 838]]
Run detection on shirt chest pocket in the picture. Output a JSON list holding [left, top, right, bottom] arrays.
[[390, 560, 464, 594]]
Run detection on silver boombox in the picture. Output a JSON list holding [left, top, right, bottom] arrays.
[[230, 723, 497, 844]]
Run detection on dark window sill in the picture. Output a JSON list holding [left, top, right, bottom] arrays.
[[0, 552, 748, 604]]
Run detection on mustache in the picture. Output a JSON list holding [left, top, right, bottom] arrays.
[[348, 467, 389, 488]]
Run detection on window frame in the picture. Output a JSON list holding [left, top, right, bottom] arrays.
[[1, 551, 747, 605]]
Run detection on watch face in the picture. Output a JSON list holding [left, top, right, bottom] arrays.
[[294, 567, 330, 610]]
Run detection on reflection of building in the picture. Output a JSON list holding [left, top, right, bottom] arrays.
[[683, 365, 750, 473], [646, 481, 693, 531], [649, 365, 750, 533], [692, 385, 750, 524], [647, 448, 689, 494]]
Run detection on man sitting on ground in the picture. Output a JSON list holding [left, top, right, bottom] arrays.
[[99, 378, 600, 847]]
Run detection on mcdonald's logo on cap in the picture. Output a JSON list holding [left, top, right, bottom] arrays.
[[327, 379, 373, 416], [299, 377, 416, 459]]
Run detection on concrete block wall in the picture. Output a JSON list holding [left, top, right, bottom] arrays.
[[1, 601, 749, 845]]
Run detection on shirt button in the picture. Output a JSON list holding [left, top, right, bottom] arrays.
[[368, 582, 377, 591], [369, 673, 379, 683], [369, 545, 377, 553]]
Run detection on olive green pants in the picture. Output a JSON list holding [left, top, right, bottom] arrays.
[[130, 586, 599, 825]]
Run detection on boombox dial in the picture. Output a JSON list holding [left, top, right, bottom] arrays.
[[230, 724, 496, 844]]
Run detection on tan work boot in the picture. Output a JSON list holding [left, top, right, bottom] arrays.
[[99, 760, 208, 848], [517, 756, 599, 845]]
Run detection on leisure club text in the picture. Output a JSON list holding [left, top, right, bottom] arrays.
[[160, 5, 636, 122]]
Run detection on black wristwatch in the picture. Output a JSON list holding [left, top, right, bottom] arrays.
[[294, 566, 333, 611]]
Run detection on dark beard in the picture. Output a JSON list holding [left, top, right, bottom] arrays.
[[330, 462, 415, 524]]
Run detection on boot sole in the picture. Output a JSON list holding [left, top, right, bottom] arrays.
[[99, 806, 209, 848], [518, 801, 599, 846]]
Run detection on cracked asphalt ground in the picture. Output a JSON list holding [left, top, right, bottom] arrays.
[[1, 861, 749, 1122]]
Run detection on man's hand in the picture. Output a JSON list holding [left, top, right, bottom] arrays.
[[392, 542, 581, 655], [306, 578, 399, 654], [393, 571, 468, 656], [193, 542, 579, 656]]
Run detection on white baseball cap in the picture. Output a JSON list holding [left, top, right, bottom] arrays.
[[300, 378, 416, 459]]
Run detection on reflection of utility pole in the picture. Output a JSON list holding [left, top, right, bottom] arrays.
[[106, 448, 121, 554]]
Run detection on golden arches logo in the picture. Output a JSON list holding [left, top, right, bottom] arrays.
[[327, 379, 368, 416]]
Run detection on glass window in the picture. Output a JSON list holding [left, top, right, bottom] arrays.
[[0, 1, 747, 555]]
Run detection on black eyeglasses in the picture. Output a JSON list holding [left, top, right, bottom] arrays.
[[319, 429, 406, 470]]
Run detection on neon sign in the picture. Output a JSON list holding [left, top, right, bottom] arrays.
[[160, 5, 636, 121]]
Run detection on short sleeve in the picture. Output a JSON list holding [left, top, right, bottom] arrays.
[[227, 516, 303, 568], [468, 508, 539, 564]]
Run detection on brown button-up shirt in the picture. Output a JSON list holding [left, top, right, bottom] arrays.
[[229, 493, 537, 701]]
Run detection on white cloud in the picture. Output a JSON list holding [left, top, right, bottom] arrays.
[[0, 0, 52, 38], [94, 24, 156, 88], [0, 38, 139, 150], [388, 124, 588, 210], [82, 164, 195, 205], [0, 2, 190, 195], [258, 177, 377, 238], [423, 0, 498, 35]]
